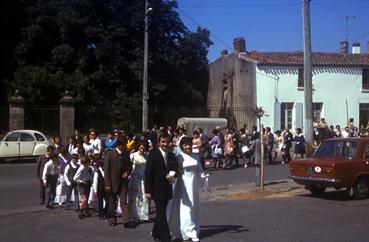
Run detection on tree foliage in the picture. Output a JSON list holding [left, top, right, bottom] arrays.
[[0, 0, 212, 109]]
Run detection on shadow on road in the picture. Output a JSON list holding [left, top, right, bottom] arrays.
[[299, 190, 351, 201], [264, 180, 288, 187], [199, 224, 249, 239], [0, 158, 36, 164]]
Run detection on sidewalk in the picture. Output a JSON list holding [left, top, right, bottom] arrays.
[[200, 164, 306, 202]]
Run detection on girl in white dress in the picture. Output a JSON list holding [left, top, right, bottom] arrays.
[[169, 137, 205, 242], [55, 147, 70, 205], [128, 143, 149, 222]]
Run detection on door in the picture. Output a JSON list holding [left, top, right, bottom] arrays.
[[0, 132, 20, 157], [20, 132, 35, 156], [280, 102, 293, 130], [295, 103, 303, 130], [359, 103, 369, 127]]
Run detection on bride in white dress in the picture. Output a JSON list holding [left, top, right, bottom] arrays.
[[169, 136, 205, 242]]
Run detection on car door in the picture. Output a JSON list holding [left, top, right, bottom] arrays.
[[362, 144, 369, 172], [0, 132, 20, 157], [19, 132, 36, 156]]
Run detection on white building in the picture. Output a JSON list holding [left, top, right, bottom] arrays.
[[240, 50, 369, 131]]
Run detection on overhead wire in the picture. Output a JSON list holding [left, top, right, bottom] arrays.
[[177, 0, 369, 54], [177, 7, 233, 50], [181, 0, 368, 9]]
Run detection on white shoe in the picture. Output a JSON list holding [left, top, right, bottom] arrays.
[[191, 237, 200, 242], [244, 164, 248, 168]]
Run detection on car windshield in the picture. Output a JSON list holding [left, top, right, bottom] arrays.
[[314, 141, 358, 158]]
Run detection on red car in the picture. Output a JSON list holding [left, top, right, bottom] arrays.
[[290, 138, 369, 199]]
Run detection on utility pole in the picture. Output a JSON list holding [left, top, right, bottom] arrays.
[[254, 107, 265, 192], [142, 0, 149, 131], [303, 0, 313, 152]]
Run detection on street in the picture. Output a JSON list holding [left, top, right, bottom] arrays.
[[1, 161, 369, 242]]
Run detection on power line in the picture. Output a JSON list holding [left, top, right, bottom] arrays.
[[181, 0, 368, 8], [355, 32, 369, 41], [177, 8, 233, 50], [181, 3, 298, 8]]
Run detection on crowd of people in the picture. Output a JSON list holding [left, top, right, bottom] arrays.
[[36, 127, 206, 242], [35, 119, 365, 241], [313, 117, 369, 145]]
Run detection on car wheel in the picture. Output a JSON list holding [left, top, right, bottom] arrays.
[[352, 178, 369, 200], [309, 185, 326, 197]]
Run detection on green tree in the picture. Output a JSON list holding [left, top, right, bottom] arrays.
[[2, 0, 212, 125]]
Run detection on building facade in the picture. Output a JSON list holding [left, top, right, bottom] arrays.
[[208, 38, 369, 131], [207, 38, 257, 128]]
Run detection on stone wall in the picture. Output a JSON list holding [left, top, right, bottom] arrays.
[[207, 37, 256, 128]]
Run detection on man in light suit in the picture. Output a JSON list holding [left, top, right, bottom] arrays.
[[145, 133, 178, 242], [104, 139, 133, 228]]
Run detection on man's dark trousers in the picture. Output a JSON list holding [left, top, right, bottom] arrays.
[[152, 199, 171, 242]]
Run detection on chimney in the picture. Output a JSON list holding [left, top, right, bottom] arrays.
[[221, 49, 228, 57], [340, 41, 348, 54], [352, 42, 361, 54], [233, 37, 246, 53]]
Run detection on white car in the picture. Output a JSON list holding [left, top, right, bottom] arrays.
[[0, 130, 54, 161]]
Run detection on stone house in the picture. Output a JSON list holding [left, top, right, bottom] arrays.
[[208, 38, 369, 131]]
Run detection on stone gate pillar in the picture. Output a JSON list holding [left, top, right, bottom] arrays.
[[8, 91, 25, 130], [59, 92, 75, 144]]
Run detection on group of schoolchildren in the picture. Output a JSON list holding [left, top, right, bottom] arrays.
[[36, 128, 141, 220]]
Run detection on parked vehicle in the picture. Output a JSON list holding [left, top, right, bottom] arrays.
[[177, 117, 227, 136], [0, 130, 54, 161], [290, 138, 369, 199]]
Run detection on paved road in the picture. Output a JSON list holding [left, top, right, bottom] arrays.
[[0, 161, 289, 214], [1, 161, 369, 242]]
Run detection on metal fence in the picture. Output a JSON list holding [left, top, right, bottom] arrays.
[[24, 105, 59, 136], [75, 106, 142, 135], [0, 105, 9, 135], [74, 106, 256, 134], [1, 104, 256, 136]]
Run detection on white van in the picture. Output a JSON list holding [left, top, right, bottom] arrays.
[[177, 117, 228, 136]]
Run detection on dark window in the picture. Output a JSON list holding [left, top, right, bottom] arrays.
[[313, 103, 323, 122], [314, 141, 357, 158], [5, 132, 19, 142], [360, 103, 369, 127], [363, 69, 369, 90], [298, 68, 304, 88], [20, 133, 34, 142], [34, 133, 45, 141]]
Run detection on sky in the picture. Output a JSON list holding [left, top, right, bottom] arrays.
[[176, 0, 369, 62]]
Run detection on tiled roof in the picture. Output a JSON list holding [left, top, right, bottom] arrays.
[[240, 51, 369, 67]]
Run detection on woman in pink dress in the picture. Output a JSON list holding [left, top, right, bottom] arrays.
[[223, 128, 234, 168]]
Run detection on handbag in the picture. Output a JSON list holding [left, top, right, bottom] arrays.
[[241, 146, 249, 153], [214, 144, 222, 155]]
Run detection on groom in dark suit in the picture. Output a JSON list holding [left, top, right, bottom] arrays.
[[145, 133, 178, 242], [104, 139, 133, 228]]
